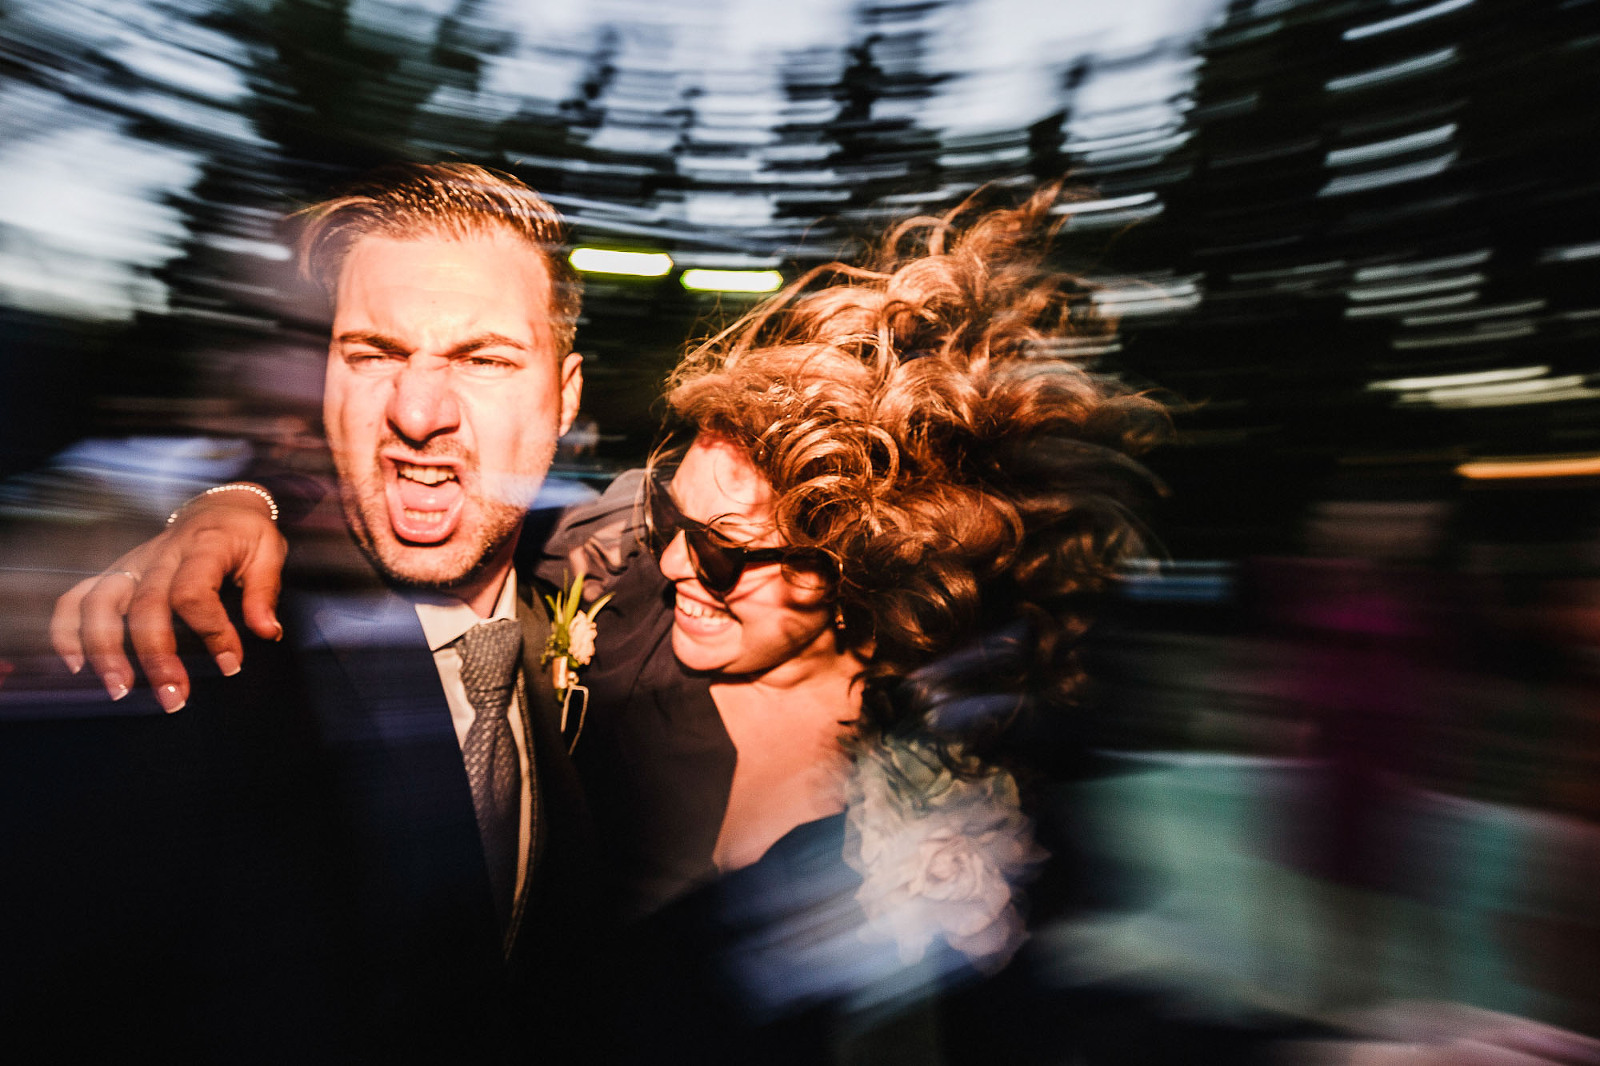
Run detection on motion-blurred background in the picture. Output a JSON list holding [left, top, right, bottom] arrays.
[[4, 0, 1600, 1055]]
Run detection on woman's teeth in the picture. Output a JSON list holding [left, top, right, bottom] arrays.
[[397, 462, 456, 485], [676, 593, 730, 621]]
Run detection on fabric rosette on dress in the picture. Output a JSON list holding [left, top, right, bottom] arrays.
[[845, 734, 1046, 973]]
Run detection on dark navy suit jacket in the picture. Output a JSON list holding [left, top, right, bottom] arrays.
[[0, 542, 594, 1065]]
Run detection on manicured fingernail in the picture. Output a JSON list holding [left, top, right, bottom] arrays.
[[64, 653, 84, 675], [156, 684, 186, 714], [107, 679, 130, 701], [215, 651, 242, 677], [271, 620, 284, 642]]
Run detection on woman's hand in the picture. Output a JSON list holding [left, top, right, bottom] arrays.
[[49, 488, 287, 712]]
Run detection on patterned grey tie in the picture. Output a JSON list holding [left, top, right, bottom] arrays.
[[456, 617, 522, 928]]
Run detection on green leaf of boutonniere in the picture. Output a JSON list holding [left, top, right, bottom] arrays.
[[542, 571, 614, 692]]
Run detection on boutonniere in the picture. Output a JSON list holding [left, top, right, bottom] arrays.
[[541, 572, 613, 741]]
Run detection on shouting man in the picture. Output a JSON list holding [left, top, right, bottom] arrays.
[[2, 164, 592, 1065]]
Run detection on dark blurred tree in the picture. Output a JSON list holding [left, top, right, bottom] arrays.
[[124, 0, 519, 426]]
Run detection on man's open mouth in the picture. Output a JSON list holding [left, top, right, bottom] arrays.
[[385, 457, 466, 544], [397, 461, 455, 486]]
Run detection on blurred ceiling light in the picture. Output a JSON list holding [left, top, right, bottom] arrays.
[[1193, 92, 1261, 120], [1054, 192, 1158, 215], [1213, 20, 1282, 47], [1541, 241, 1600, 263], [199, 234, 291, 261], [673, 252, 781, 269], [1067, 205, 1167, 230], [940, 146, 1030, 168], [1432, 384, 1600, 408], [1050, 340, 1123, 357], [1458, 455, 1600, 479], [878, 186, 969, 207], [1029, 337, 1124, 359], [1402, 299, 1545, 326], [1392, 322, 1536, 349], [1400, 374, 1587, 407], [1349, 273, 1483, 301], [1344, 0, 1475, 41], [680, 268, 784, 293], [1368, 366, 1549, 391], [1356, 249, 1490, 282], [1211, 137, 1319, 168], [1092, 277, 1202, 317], [1326, 124, 1456, 168], [1232, 260, 1346, 282], [1077, 134, 1191, 164], [1345, 292, 1477, 317], [1326, 48, 1457, 92], [569, 248, 673, 277], [1318, 152, 1457, 196]]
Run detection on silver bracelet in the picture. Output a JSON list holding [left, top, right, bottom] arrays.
[[166, 483, 280, 527]]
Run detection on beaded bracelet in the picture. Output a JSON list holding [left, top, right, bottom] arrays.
[[166, 483, 280, 527]]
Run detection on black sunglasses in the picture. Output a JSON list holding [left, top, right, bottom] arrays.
[[645, 474, 816, 598]]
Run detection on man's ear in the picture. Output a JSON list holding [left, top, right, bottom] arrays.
[[557, 352, 584, 437]]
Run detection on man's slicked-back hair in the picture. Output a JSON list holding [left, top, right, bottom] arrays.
[[295, 162, 581, 356]]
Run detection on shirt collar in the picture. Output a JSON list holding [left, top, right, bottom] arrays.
[[410, 570, 518, 653]]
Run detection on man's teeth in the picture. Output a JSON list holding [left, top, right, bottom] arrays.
[[397, 462, 457, 485], [676, 594, 729, 621]]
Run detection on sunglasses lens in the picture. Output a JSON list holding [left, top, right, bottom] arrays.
[[648, 475, 804, 598], [647, 480, 680, 553], [649, 480, 741, 596], [684, 529, 743, 596]]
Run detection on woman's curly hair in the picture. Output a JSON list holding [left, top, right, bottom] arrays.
[[662, 184, 1170, 746]]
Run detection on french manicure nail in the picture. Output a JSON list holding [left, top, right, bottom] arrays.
[[65, 653, 84, 675], [215, 651, 242, 677], [157, 684, 186, 714], [108, 680, 130, 701]]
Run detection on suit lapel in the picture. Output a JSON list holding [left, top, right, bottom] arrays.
[[510, 581, 558, 941], [516, 583, 560, 748], [507, 577, 596, 976], [302, 590, 458, 747]]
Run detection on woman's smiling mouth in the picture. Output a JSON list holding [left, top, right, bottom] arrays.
[[675, 588, 734, 633]]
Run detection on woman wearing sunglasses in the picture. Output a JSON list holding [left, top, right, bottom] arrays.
[[534, 185, 1166, 1049], [48, 185, 1165, 1053]]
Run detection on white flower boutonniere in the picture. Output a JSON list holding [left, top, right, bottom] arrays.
[[541, 572, 613, 696], [845, 735, 1046, 973]]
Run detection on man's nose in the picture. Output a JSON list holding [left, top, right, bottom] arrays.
[[386, 360, 461, 445]]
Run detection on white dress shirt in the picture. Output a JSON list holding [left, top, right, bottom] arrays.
[[410, 573, 533, 905]]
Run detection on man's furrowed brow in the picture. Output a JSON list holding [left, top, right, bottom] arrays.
[[333, 331, 533, 356], [335, 331, 409, 354], [447, 332, 534, 357]]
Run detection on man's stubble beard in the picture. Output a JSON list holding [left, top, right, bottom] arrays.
[[333, 441, 549, 593]]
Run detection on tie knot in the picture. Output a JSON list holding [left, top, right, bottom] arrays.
[[456, 617, 522, 720]]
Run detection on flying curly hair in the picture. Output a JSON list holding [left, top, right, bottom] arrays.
[[661, 184, 1170, 747]]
